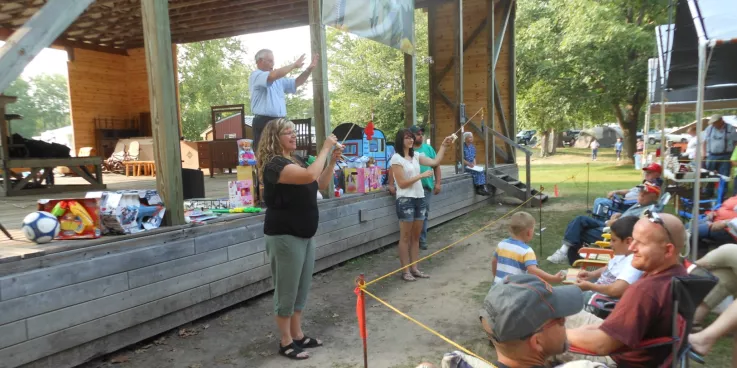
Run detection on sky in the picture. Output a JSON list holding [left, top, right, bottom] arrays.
[[3, 25, 313, 81]]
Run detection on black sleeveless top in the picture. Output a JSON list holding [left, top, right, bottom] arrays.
[[262, 155, 319, 238]]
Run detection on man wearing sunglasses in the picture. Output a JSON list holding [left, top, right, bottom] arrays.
[[548, 182, 662, 265], [479, 274, 605, 368], [567, 213, 688, 367]]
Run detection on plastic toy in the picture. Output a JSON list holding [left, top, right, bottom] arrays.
[[37, 198, 102, 239], [211, 207, 262, 214]]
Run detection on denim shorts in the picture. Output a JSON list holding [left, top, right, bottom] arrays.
[[396, 197, 427, 222]]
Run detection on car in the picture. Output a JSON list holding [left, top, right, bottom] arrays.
[[561, 129, 581, 146], [665, 133, 690, 143], [516, 129, 536, 145]]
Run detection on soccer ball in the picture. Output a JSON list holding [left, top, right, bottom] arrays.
[[21, 211, 60, 244]]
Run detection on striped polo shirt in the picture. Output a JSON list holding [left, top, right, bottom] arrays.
[[494, 237, 537, 284]]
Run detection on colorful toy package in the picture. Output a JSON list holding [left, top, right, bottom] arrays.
[[237, 139, 257, 166], [37, 198, 102, 239], [228, 180, 253, 208]]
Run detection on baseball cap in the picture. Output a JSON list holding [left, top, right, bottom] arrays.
[[642, 162, 662, 173], [637, 182, 661, 196], [709, 114, 723, 124], [482, 274, 583, 342], [409, 125, 425, 134]]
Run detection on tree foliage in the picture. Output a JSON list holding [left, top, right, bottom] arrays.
[[4, 74, 70, 138], [516, 0, 667, 159], [327, 10, 430, 136]]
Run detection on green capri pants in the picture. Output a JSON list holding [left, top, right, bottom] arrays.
[[697, 243, 737, 308], [266, 234, 316, 317]]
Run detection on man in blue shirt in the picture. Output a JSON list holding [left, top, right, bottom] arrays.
[[614, 138, 623, 161], [249, 49, 317, 151]]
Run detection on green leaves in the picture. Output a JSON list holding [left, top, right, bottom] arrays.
[[5, 74, 70, 138]]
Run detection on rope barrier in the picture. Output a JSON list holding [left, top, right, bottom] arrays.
[[363, 193, 538, 288], [359, 287, 498, 368]]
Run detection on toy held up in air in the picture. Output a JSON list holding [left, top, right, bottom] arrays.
[[21, 211, 60, 244], [237, 139, 257, 166]]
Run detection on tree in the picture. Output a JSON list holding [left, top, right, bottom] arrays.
[[516, 0, 667, 160], [178, 38, 253, 140], [327, 10, 430, 136], [29, 74, 71, 131], [4, 78, 38, 138]]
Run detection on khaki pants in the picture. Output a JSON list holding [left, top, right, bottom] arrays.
[[555, 311, 615, 366], [698, 243, 737, 309]]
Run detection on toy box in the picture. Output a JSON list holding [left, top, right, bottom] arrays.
[[184, 198, 230, 210], [344, 168, 371, 194], [237, 139, 257, 166], [37, 198, 102, 239], [366, 166, 382, 192], [228, 180, 253, 208], [87, 191, 166, 235]]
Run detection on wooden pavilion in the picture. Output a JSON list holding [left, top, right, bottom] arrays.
[[0, 1, 530, 367]]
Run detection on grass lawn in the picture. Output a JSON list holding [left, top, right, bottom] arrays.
[[508, 147, 734, 367]]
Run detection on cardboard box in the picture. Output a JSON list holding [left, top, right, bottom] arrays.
[[366, 166, 382, 192], [228, 180, 254, 208], [237, 166, 254, 181], [344, 168, 373, 193], [37, 198, 103, 239]]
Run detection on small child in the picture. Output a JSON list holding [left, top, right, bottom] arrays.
[[590, 139, 600, 161], [574, 216, 643, 299], [492, 211, 565, 284], [614, 138, 623, 161]]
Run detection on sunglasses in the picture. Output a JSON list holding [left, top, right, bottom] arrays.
[[643, 210, 674, 245]]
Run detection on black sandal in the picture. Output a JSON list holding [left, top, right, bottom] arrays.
[[294, 335, 323, 349], [278, 342, 309, 360]]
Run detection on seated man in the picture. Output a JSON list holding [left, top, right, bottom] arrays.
[[567, 213, 688, 368], [548, 182, 661, 265], [591, 163, 662, 217], [694, 193, 737, 250], [479, 274, 605, 368]]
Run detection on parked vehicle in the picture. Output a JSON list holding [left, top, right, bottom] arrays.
[[516, 129, 536, 145], [561, 129, 581, 146]]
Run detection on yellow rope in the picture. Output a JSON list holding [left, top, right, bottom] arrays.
[[360, 287, 498, 368], [364, 194, 537, 288]]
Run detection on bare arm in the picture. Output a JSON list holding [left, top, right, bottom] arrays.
[[317, 148, 342, 190], [526, 265, 565, 284], [491, 255, 498, 280], [387, 169, 396, 195], [418, 136, 452, 167], [295, 54, 318, 88], [432, 165, 442, 194], [267, 64, 298, 84], [278, 135, 338, 185], [587, 279, 631, 299], [567, 327, 624, 356], [391, 164, 432, 189]]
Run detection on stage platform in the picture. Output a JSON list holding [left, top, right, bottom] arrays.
[[0, 164, 517, 368]]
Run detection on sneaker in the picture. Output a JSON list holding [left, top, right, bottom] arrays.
[[546, 249, 568, 264], [419, 243, 428, 250]]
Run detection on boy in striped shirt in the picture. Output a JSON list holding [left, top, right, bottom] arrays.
[[492, 211, 565, 284]]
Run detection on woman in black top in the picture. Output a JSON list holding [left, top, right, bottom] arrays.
[[256, 118, 340, 360]]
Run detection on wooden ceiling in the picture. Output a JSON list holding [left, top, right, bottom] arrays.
[[0, 0, 437, 55]]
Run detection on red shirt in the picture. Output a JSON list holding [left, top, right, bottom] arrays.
[[599, 264, 687, 367]]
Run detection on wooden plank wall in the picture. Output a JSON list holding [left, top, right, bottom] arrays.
[[0, 176, 489, 368], [430, 0, 513, 165], [67, 46, 178, 152]]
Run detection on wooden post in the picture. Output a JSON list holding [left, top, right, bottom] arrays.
[[454, 0, 464, 174], [404, 53, 416, 128], [487, 0, 495, 168], [0, 0, 94, 93], [508, 1, 517, 163], [0, 95, 17, 195], [141, 0, 185, 226], [309, 0, 334, 197], [172, 44, 183, 139], [427, 3, 437, 146]]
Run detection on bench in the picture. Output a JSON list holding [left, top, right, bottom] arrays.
[[0, 157, 107, 196], [123, 160, 156, 177]]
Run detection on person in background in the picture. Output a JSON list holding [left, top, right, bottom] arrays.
[[590, 139, 600, 161], [686, 125, 699, 163], [463, 132, 491, 196], [390, 129, 453, 281], [614, 138, 623, 162], [689, 298, 737, 366], [249, 50, 317, 152], [589, 162, 662, 217], [703, 114, 737, 197], [256, 119, 342, 360], [388, 125, 442, 250]]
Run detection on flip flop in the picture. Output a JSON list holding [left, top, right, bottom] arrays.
[[688, 348, 706, 364], [411, 270, 430, 279], [294, 336, 323, 349], [278, 342, 309, 360], [402, 273, 416, 282]]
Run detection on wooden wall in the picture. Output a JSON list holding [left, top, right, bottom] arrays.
[[67, 46, 178, 153], [0, 175, 490, 368], [429, 0, 515, 165]]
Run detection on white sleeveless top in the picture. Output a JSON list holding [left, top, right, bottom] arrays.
[[390, 153, 425, 198]]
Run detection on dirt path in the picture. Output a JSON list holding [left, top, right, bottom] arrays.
[[80, 200, 543, 368]]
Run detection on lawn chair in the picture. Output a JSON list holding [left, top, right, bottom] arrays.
[[572, 247, 614, 271], [124, 141, 140, 161], [678, 176, 727, 221], [568, 272, 717, 368]]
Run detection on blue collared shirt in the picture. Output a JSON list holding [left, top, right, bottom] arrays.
[[249, 69, 296, 117]]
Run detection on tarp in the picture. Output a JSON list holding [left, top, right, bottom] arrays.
[[657, 0, 737, 90], [648, 57, 737, 113], [574, 127, 621, 148], [323, 0, 415, 55]]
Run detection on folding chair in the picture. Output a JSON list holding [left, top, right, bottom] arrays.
[[568, 273, 717, 368], [572, 247, 614, 271]]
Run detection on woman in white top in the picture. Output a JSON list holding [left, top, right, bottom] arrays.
[[390, 128, 452, 281]]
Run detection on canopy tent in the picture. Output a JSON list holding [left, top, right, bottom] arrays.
[[652, 0, 737, 260]]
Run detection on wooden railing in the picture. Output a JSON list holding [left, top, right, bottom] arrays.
[[490, 129, 533, 203]]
